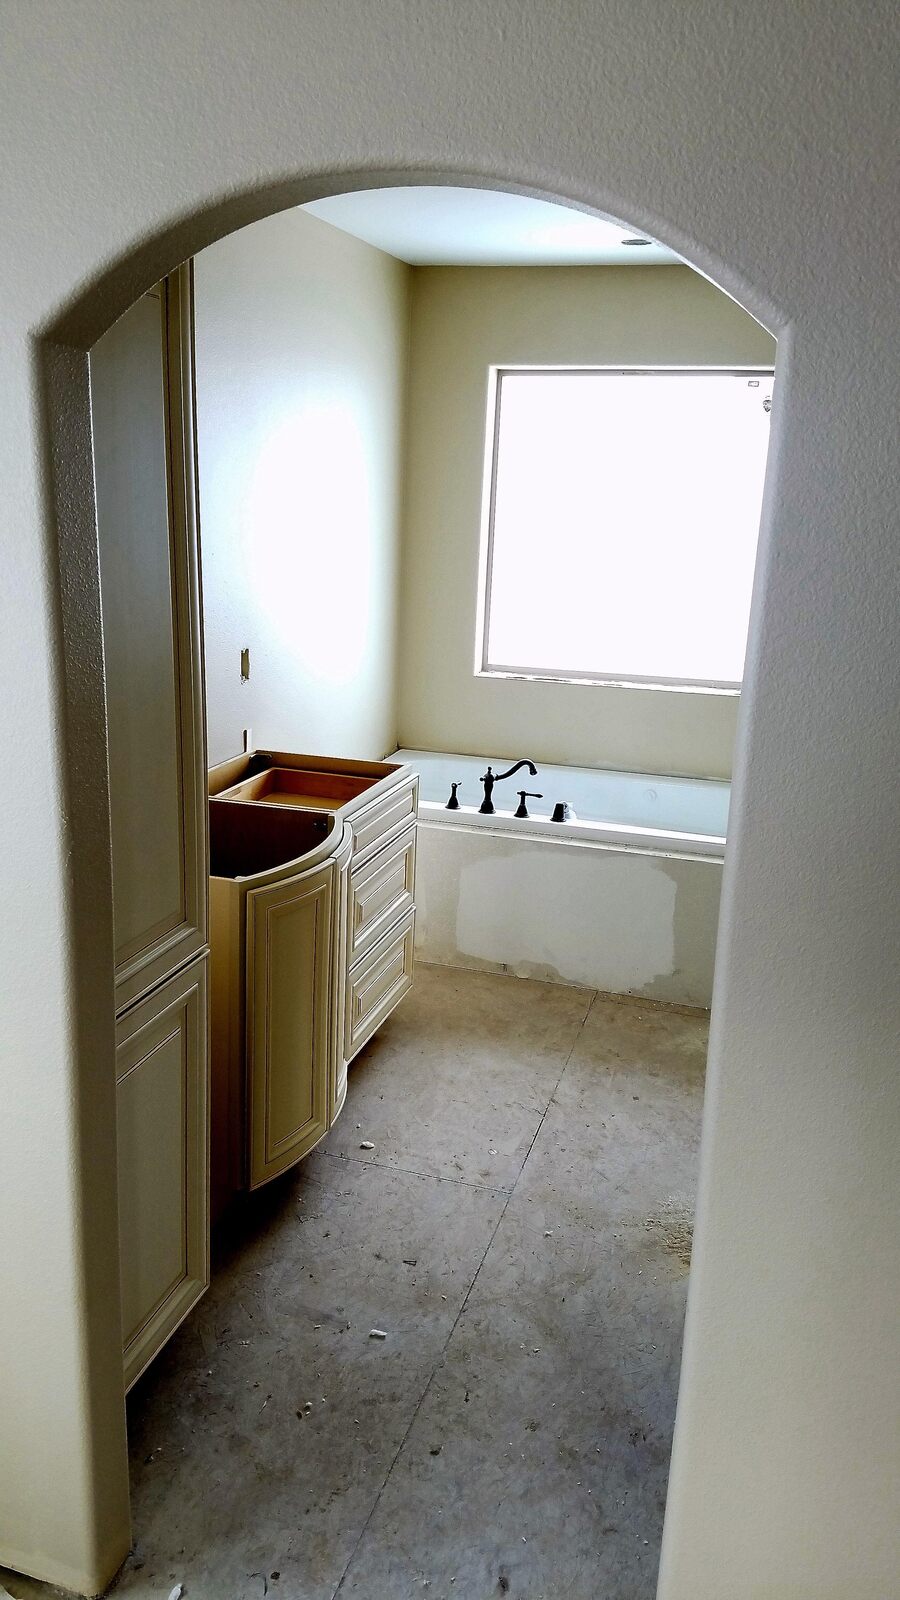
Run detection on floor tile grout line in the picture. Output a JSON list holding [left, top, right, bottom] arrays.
[[319, 988, 597, 1200], [502, 986, 599, 1198], [316, 1149, 512, 1195], [329, 987, 600, 1600], [330, 1187, 516, 1599]]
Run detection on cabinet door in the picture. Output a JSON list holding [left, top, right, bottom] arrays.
[[245, 859, 335, 1187], [91, 267, 207, 1011], [116, 956, 209, 1389]]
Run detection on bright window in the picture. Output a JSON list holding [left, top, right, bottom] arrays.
[[479, 368, 773, 689]]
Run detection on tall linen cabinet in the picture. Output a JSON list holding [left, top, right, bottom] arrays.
[[91, 266, 210, 1389]]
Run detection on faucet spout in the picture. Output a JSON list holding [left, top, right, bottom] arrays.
[[495, 759, 538, 780]]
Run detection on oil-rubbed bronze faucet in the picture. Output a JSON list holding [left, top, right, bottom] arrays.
[[479, 759, 538, 814], [514, 790, 543, 818]]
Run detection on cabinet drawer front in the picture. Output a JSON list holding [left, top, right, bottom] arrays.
[[116, 954, 209, 1388], [348, 822, 416, 964], [350, 776, 418, 865], [346, 909, 415, 1062]]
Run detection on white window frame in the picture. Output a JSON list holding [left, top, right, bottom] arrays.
[[474, 364, 775, 694]]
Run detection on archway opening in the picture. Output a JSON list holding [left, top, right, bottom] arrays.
[[33, 175, 778, 1600]]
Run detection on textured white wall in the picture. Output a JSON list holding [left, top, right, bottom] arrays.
[[399, 266, 776, 779], [194, 208, 409, 767], [0, 3, 897, 1596]]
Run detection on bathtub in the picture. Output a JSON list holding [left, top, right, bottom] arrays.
[[392, 748, 727, 1008]]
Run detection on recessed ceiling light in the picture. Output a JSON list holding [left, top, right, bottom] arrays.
[[621, 236, 651, 246]]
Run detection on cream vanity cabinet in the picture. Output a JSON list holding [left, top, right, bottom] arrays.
[[209, 802, 352, 1203], [91, 265, 210, 1388], [208, 752, 417, 1207]]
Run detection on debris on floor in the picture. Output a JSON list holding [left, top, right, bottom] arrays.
[[167, 1585, 184, 1600], [644, 1197, 694, 1266], [360, 1140, 375, 1150], [104, 967, 706, 1597]]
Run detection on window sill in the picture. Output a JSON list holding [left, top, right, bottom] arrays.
[[476, 668, 741, 697]]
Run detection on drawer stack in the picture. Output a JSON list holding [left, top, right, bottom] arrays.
[[345, 777, 418, 1061]]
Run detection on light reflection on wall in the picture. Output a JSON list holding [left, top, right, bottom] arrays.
[[247, 402, 374, 685]]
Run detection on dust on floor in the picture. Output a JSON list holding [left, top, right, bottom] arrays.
[[2, 964, 707, 1600]]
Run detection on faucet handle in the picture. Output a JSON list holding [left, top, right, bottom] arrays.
[[445, 781, 462, 810], [514, 790, 543, 819]]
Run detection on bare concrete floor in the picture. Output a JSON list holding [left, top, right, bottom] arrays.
[[4, 964, 707, 1600]]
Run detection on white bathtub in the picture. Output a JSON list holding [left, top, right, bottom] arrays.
[[392, 748, 727, 1008], [396, 748, 727, 857]]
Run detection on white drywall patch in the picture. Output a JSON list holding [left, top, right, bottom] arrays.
[[438, 831, 674, 989], [456, 839, 674, 990], [415, 824, 720, 1003]]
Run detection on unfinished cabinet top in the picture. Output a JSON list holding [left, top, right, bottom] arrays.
[[209, 748, 413, 819]]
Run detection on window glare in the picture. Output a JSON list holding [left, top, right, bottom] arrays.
[[484, 370, 772, 686]]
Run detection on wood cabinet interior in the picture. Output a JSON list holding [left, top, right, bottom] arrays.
[[220, 766, 377, 810], [209, 797, 333, 879], [209, 747, 404, 803]]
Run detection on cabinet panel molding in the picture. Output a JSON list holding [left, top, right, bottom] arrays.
[[246, 860, 335, 1187], [330, 823, 353, 1125], [93, 265, 208, 1013], [349, 775, 418, 866], [116, 955, 209, 1390], [346, 908, 416, 1062], [348, 821, 416, 965]]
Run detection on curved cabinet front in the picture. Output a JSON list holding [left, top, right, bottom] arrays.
[[209, 810, 352, 1210], [246, 832, 350, 1187]]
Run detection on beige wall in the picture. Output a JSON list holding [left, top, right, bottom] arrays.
[[194, 208, 409, 767], [398, 266, 776, 779]]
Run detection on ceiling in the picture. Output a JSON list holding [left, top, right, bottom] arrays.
[[302, 186, 681, 267]]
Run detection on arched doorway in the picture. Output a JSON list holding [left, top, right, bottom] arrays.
[[35, 171, 781, 1597], [6, 14, 896, 1600]]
